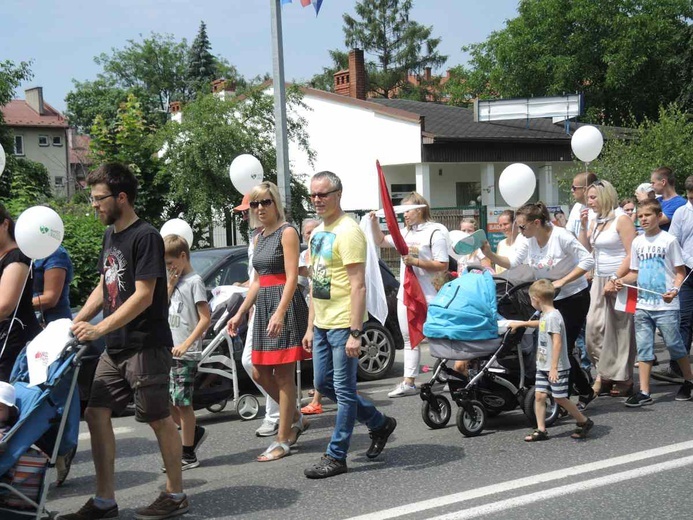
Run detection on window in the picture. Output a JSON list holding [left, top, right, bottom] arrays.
[[54, 176, 64, 187], [38, 135, 49, 147], [52, 136, 63, 146], [391, 183, 416, 205], [13, 135, 24, 156], [456, 181, 482, 207]]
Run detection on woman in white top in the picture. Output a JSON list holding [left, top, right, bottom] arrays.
[[457, 218, 493, 273], [495, 210, 520, 274], [370, 192, 450, 398], [482, 202, 597, 405], [580, 181, 637, 397]]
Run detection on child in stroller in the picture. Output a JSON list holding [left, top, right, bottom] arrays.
[[419, 270, 560, 437]]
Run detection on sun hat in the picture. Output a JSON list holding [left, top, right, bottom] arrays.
[[233, 194, 250, 212], [0, 381, 16, 409], [635, 183, 654, 194]]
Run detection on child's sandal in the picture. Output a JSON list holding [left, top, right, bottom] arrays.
[[524, 429, 549, 442], [571, 418, 594, 439]]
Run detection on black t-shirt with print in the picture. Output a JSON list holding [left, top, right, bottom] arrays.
[[99, 219, 173, 356], [0, 248, 41, 348]]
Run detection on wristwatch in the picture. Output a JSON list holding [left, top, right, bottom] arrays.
[[349, 329, 363, 339]]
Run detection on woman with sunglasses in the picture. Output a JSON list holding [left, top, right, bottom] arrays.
[[481, 202, 597, 408], [0, 204, 41, 381], [580, 181, 637, 397], [228, 182, 309, 462], [369, 192, 450, 398]]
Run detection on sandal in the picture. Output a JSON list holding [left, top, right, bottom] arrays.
[[288, 414, 311, 447], [257, 441, 291, 462], [610, 382, 634, 397], [571, 418, 594, 439], [300, 402, 323, 415], [524, 429, 549, 442]]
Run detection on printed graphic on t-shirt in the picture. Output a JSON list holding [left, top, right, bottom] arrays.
[[537, 319, 547, 365], [530, 252, 556, 271], [103, 247, 127, 312], [311, 231, 335, 300], [636, 245, 668, 306]]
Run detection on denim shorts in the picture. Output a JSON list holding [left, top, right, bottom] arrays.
[[634, 309, 687, 362]]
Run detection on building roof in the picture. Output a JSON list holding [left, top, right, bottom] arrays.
[[1, 100, 69, 128]]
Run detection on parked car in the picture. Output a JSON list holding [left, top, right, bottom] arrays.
[[190, 246, 404, 381]]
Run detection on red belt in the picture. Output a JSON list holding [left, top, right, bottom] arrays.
[[259, 274, 287, 287]]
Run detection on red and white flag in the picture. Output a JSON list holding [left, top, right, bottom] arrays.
[[615, 287, 637, 314]]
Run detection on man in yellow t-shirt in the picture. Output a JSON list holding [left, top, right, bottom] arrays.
[[302, 171, 397, 479]]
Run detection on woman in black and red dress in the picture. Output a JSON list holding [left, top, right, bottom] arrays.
[[228, 182, 309, 462]]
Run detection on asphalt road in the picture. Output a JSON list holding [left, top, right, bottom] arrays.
[[48, 343, 693, 520]]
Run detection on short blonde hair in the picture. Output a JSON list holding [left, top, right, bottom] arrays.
[[529, 279, 555, 303], [248, 181, 285, 223], [587, 180, 618, 219], [460, 217, 478, 231], [401, 192, 432, 224], [164, 234, 190, 259]]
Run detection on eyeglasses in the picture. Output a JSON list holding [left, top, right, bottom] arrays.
[[249, 199, 274, 209], [89, 194, 116, 204], [570, 185, 586, 192], [309, 188, 340, 199]]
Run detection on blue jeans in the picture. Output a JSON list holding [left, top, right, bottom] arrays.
[[673, 270, 693, 369], [635, 309, 687, 362], [313, 327, 385, 461]]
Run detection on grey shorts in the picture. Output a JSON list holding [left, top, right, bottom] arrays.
[[88, 347, 172, 423]]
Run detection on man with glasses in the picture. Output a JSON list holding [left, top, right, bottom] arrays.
[[64, 163, 188, 520], [302, 171, 396, 479]]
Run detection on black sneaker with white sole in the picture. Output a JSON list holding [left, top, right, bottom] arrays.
[[181, 454, 200, 471], [625, 391, 654, 407], [675, 380, 693, 401]]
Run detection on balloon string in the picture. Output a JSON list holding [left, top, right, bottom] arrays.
[[0, 261, 32, 361]]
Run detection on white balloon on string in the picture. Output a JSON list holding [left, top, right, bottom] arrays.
[[571, 125, 604, 163]]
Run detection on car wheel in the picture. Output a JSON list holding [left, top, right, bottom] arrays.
[[357, 322, 396, 381]]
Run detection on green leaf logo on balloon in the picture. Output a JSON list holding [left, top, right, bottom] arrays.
[[40, 226, 49, 234]]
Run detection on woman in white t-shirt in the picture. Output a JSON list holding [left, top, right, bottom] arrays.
[[457, 218, 493, 273], [581, 181, 637, 397], [494, 210, 520, 274], [370, 192, 450, 398], [482, 202, 597, 407]]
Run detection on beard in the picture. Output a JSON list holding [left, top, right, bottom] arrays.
[[101, 205, 122, 226]]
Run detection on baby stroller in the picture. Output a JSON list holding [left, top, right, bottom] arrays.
[[419, 272, 559, 437], [193, 292, 260, 420], [0, 336, 87, 519]]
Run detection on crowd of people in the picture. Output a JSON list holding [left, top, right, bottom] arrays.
[[0, 161, 691, 519]]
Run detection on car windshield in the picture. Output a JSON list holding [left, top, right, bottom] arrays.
[[190, 249, 232, 277]]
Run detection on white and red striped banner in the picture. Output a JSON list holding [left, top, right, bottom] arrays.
[[615, 287, 637, 314]]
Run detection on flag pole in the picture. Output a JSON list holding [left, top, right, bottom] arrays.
[[270, 0, 292, 221]]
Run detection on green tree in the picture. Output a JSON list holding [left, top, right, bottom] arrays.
[[187, 21, 217, 96], [90, 93, 168, 227], [460, 0, 692, 124], [65, 78, 134, 134], [590, 105, 693, 197], [309, 50, 350, 92], [342, 0, 447, 98]]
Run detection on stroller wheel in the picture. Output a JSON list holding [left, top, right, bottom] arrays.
[[456, 400, 486, 437], [236, 394, 260, 420], [523, 386, 560, 427], [206, 399, 228, 413], [421, 395, 451, 429]]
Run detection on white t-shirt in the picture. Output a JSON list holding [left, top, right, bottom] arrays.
[[495, 234, 528, 274], [566, 203, 596, 238], [385, 221, 449, 303], [169, 272, 208, 360], [630, 231, 685, 311], [509, 226, 594, 299]]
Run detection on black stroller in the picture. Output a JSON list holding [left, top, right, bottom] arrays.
[[419, 276, 559, 437]]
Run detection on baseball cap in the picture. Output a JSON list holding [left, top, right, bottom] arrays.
[[0, 381, 16, 409], [635, 183, 654, 194], [234, 194, 250, 212]]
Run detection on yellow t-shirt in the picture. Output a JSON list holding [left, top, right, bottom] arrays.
[[309, 214, 367, 329]]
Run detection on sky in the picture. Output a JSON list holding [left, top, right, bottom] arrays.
[[0, 0, 520, 113]]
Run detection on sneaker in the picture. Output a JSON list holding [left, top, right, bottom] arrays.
[[675, 380, 693, 401], [192, 426, 208, 453], [134, 492, 189, 520], [255, 419, 279, 437], [366, 416, 397, 459], [57, 498, 118, 519], [387, 382, 418, 398], [651, 365, 684, 384], [181, 453, 200, 471], [304, 454, 348, 479], [625, 392, 654, 408], [577, 390, 597, 411]]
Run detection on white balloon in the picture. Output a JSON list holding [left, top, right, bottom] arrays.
[[229, 154, 264, 195], [160, 219, 194, 248], [0, 144, 5, 177], [571, 125, 604, 163], [498, 163, 537, 207], [15, 206, 64, 260]]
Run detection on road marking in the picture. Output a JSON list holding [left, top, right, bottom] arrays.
[[428, 455, 693, 520], [78, 426, 134, 441], [346, 439, 693, 520]]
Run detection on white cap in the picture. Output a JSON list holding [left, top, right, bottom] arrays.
[[635, 183, 654, 194], [0, 381, 16, 409]]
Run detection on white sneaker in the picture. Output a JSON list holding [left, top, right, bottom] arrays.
[[255, 419, 279, 437], [388, 382, 418, 398]]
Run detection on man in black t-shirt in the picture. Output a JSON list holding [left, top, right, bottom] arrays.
[[64, 163, 188, 520]]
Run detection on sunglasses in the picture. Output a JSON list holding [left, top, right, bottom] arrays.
[[518, 224, 527, 231], [249, 199, 274, 209], [570, 185, 586, 191], [309, 188, 340, 199]]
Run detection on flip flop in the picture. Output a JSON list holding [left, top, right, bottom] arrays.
[[301, 402, 323, 415], [288, 415, 311, 447], [257, 441, 291, 462]]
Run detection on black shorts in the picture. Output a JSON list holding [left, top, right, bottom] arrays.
[[88, 347, 172, 423]]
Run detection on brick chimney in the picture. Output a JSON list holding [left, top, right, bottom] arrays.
[[25, 87, 45, 115], [334, 70, 350, 96], [424, 67, 432, 81], [169, 101, 181, 113], [348, 49, 366, 100]]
